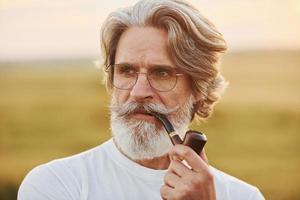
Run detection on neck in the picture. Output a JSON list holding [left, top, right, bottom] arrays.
[[134, 155, 170, 170], [113, 139, 170, 170]]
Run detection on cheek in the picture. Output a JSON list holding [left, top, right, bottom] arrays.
[[112, 89, 130, 104], [158, 94, 174, 107], [165, 81, 193, 106], [158, 92, 186, 108]]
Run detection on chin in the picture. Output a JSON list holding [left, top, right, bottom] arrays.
[[111, 115, 173, 160]]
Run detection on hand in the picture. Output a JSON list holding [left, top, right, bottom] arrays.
[[160, 145, 216, 200]]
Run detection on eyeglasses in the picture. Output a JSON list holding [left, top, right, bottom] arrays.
[[106, 64, 184, 92]]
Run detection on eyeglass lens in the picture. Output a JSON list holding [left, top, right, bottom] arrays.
[[112, 64, 178, 92]]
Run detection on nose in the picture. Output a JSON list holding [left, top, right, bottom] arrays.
[[130, 73, 155, 101]]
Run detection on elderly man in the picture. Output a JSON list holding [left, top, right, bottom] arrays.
[[18, 0, 264, 199]]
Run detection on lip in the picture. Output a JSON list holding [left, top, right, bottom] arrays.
[[126, 112, 160, 123], [123, 112, 165, 130], [130, 112, 155, 120]]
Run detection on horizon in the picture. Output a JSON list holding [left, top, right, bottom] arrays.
[[0, 49, 299, 63]]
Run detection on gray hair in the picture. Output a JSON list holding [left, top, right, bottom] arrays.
[[101, 0, 228, 119]]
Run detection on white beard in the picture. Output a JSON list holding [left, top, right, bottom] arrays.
[[110, 95, 194, 160]]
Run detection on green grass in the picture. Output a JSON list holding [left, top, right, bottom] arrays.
[[0, 51, 299, 200]]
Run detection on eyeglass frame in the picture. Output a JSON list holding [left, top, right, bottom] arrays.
[[105, 63, 185, 92]]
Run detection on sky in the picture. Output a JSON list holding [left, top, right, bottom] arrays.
[[0, 0, 300, 61]]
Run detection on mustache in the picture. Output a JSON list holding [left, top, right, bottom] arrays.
[[110, 101, 179, 117]]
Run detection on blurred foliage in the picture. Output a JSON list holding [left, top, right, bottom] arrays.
[[0, 51, 299, 200]]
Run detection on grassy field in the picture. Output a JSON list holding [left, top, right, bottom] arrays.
[[0, 51, 299, 200]]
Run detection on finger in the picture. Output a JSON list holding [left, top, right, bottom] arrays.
[[200, 148, 209, 164], [164, 171, 181, 188], [168, 159, 191, 177], [170, 145, 208, 164], [170, 144, 208, 173], [160, 184, 175, 200]]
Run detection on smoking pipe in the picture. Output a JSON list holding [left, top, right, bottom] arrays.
[[149, 112, 207, 155]]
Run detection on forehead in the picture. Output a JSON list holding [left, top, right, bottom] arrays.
[[115, 26, 175, 68]]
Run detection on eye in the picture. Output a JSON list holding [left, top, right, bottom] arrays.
[[151, 67, 173, 79], [116, 64, 137, 76]]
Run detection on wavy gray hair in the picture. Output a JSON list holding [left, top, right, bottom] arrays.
[[101, 0, 228, 119]]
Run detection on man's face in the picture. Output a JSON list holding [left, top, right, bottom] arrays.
[[110, 27, 197, 160]]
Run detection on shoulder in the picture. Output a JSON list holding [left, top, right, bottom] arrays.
[[18, 161, 81, 200], [18, 140, 112, 200], [210, 167, 265, 200]]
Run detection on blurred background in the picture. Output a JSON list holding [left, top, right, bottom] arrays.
[[0, 0, 299, 199]]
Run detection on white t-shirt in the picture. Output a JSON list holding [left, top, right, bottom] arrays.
[[18, 139, 264, 200]]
